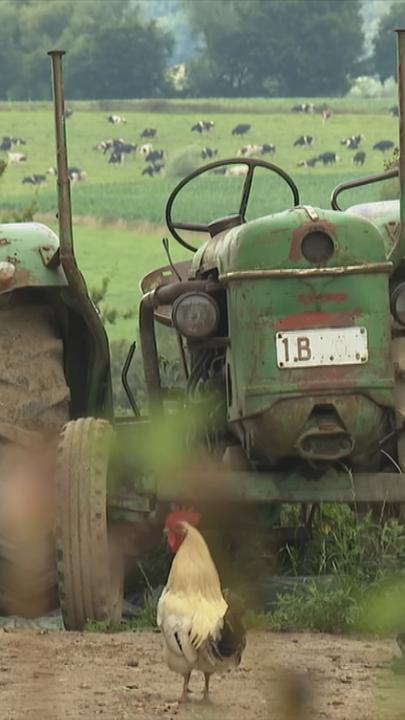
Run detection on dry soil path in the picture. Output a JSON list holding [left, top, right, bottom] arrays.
[[0, 629, 403, 719]]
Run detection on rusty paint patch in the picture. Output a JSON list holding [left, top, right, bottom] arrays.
[[275, 310, 360, 330], [290, 220, 337, 261], [299, 292, 347, 305]]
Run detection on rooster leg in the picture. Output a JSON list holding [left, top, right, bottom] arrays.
[[179, 672, 191, 703], [202, 673, 211, 702]]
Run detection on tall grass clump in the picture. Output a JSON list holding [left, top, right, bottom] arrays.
[[270, 504, 405, 634], [165, 145, 203, 178]]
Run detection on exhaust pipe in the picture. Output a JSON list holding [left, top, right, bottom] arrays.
[[397, 30, 405, 261], [48, 50, 113, 418], [48, 49, 76, 277]]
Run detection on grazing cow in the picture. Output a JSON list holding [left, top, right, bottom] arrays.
[[6, 136, 26, 146], [232, 123, 251, 137], [94, 138, 131, 154], [291, 103, 314, 114], [373, 140, 395, 153], [7, 152, 27, 164], [260, 143, 276, 154], [293, 135, 315, 148], [142, 163, 164, 177], [108, 150, 124, 165], [353, 151, 366, 166], [191, 120, 215, 134], [94, 139, 114, 153], [140, 127, 157, 138], [201, 147, 218, 160], [0, 138, 12, 151], [0, 136, 26, 151], [145, 149, 164, 163], [389, 106, 399, 117], [107, 115, 127, 125], [47, 166, 86, 180], [341, 134, 364, 150], [238, 143, 276, 157], [226, 164, 248, 176], [238, 144, 260, 157], [8, 136, 26, 146], [69, 167, 87, 182], [118, 142, 137, 155], [22, 174, 46, 185], [297, 157, 318, 168], [139, 143, 154, 156], [317, 152, 339, 165]]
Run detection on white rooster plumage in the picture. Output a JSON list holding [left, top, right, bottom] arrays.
[[157, 513, 246, 702]]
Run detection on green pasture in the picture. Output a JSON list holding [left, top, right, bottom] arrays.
[[0, 98, 400, 340], [0, 100, 399, 221], [43, 222, 187, 342]]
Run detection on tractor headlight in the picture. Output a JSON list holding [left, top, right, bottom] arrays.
[[301, 230, 334, 264], [172, 292, 219, 338], [391, 282, 405, 325]]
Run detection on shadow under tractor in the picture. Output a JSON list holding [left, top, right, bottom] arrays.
[[1, 35, 405, 636]]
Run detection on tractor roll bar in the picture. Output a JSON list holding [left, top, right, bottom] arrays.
[[396, 29, 405, 261], [140, 280, 219, 414], [48, 50, 74, 268], [48, 50, 113, 418]]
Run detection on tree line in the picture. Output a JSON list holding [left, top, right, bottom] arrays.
[[0, 0, 402, 100]]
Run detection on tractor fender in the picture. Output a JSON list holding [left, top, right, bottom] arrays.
[[0, 222, 67, 294]]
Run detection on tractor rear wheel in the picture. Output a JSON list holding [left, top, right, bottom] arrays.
[[55, 418, 123, 630]]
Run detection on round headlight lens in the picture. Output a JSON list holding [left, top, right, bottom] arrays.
[[301, 231, 334, 264], [172, 292, 219, 338], [391, 282, 405, 325]]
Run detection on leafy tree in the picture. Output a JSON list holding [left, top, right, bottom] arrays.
[[0, 0, 174, 100], [373, 2, 405, 81], [184, 0, 364, 97], [65, 19, 173, 99]]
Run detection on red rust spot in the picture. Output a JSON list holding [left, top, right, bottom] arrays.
[[0, 237, 11, 246], [289, 220, 337, 261], [275, 311, 360, 330], [295, 365, 362, 391], [299, 292, 347, 305]]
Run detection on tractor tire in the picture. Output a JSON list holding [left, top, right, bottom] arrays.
[[55, 418, 124, 630], [0, 294, 70, 618]]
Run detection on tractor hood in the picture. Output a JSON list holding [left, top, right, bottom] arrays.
[[0, 222, 67, 294], [191, 203, 397, 278]]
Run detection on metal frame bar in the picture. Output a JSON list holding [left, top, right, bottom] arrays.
[[219, 262, 393, 282]]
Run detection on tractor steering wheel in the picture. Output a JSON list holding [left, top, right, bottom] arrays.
[[165, 157, 300, 252]]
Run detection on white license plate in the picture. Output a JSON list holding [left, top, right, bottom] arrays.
[[276, 327, 368, 369]]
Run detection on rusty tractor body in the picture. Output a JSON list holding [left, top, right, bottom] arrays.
[[1, 37, 405, 629]]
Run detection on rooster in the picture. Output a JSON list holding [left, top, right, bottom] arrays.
[[157, 508, 246, 703]]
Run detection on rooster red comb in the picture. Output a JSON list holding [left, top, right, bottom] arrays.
[[165, 505, 201, 531]]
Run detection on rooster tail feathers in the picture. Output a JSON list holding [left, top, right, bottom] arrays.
[[211, 605, 246, 664]]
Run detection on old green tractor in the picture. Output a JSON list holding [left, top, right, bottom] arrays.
[[1, 33, 405, 630]]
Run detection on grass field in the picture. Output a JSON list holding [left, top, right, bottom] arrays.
[[0, 99, 399, 216], [0, 97, 400, 340]]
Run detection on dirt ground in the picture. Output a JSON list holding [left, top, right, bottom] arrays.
[[0, 629, 404, 720]]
